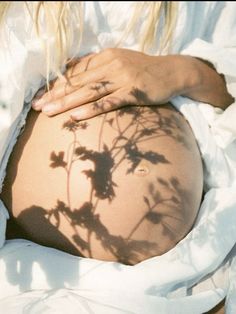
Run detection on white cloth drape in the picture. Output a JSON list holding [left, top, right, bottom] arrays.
[[0, 2, 236, 313]]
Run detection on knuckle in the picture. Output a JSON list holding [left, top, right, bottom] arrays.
[[87, 83, 101, 97], [103, 48, 116, 58], [123, 71, 133, 82], [120, 68, 135, 84], [58, 100, 67, 111], [62, 95, 74, 110], [112, 56, 128, 70], [136, 80, 146, 91], [91, 100, 103, 114], [92, 99, 108, 112], [49, 90, 58, 100], [41, 94, 52, 104], [48, 88, 58, 99], [104, 100, 116, 111]]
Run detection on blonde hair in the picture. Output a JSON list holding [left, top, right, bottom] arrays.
[[120, 2, 178, 54], [0, 1, 178, 77], [0, 1, 10, 23]]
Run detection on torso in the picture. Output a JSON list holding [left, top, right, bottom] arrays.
[[1, 104, 203, 265]]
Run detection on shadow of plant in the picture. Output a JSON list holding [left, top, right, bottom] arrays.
[[43, 103, 192, 264]]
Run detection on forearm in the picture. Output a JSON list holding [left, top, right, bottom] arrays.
[[172, 55, 234, 109]]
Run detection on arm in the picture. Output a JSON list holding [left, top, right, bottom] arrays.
[[32, 2, 236, 120], [31, 48, 233, 120], [178, 1, 236, 110], [180, 55, 234, 109]]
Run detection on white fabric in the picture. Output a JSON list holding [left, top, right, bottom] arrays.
[[0, 1, 236, 313]]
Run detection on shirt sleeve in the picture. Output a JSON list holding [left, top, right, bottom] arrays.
[[179, 1, 236, 148]]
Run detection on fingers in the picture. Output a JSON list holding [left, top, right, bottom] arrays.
[[33, 87, 47, 102], [31, 48, 141, 119], [70, 89, 135, 121], [64, 49, 117, 80], [67, 49, 124, 76], [41, 80, 117, 116], [66, 52, 98, 76], [32, 76, 64, 108], [32, 64, 113, 111], [32, 53, 102, 109], [32, 48, 127, 111]]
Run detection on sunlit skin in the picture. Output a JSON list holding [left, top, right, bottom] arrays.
[[32, 48, 234, 120], [1, 103, 203, 265], [1, 46, 227, 312]]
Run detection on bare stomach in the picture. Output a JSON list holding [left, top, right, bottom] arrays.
[[1, 104, 203, 265]]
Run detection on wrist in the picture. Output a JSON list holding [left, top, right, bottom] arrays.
[[158, 55, 201, 99], [169, 55, 202, 96], [175, 55, 234, 109]]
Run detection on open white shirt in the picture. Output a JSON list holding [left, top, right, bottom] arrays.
[[0, 2, 236, 313]]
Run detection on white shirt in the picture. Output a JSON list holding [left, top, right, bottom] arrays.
[[0, 2, 236, 313]]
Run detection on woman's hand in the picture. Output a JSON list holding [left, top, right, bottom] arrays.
[[32, 48, 186, 120], [32, 48, 233, 120]]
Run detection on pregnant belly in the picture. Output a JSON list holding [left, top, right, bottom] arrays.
[[1, 104, 203, 265]]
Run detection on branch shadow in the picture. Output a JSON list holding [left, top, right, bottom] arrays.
[[2, 89, 202, 281], [40, 101, 196, 264]]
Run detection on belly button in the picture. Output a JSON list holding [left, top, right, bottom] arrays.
[[134, 162, 150, 176]]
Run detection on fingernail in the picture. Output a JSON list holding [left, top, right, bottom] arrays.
[[70, 113, 80, 120], [32, 99, 43, 110], [32, 90, 45, 109], [42, 103, 58, 114], [71, 109, 84, 120]]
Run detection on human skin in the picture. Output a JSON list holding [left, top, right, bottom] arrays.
[[32, 48, 234, 120], [1, 103, 203, 265]]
